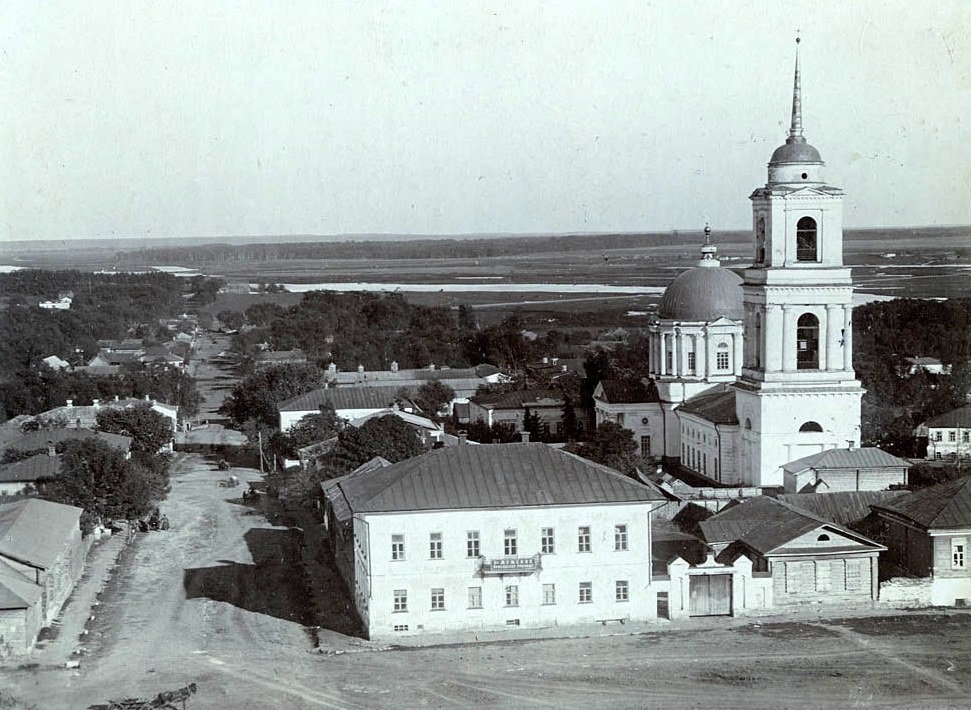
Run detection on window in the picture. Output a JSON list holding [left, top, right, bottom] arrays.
[[467, 530, 480, 558], [936, 451, 943, 460], [816, 561, 832, 592], [964, 431, 970, 443], [505, 585, 519, 607], [948, 431, 957, 442], [953, 539, 967, 569], [393, 589, 408, 613], [614, 525, 628, 551], [799, 421, 823, 433], [578, 582, 592, 603], [429, 532, 443, 559], [504, 529, 517, 556], [393, 624, 409, 632], [665, 350, 673, 372], [468, 586, 482, 609], [578, 526, 591, 553], [542, 583, 556, 605], [431, 588, 445, 610], [616, 580, 629, 602], [796, 216, 818, 261], [616, 413, 625, 427], [716, 345, 730, 370], [934, 432, 943, 442], [391, 534, 405, 560], [796, 313, 820, 370], [756, 215, 766, 263], [640, 435, 651, 458], [687, 352, 696, 373], [817, 534, 831, 542], [541, 527, 555, 554]]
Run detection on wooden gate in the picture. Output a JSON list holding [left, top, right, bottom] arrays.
[[689, 574, 732, 616]]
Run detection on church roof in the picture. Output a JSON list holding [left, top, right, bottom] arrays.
[[597, 379, 659, 404], [769, 137, 822, 165], [658, 266, 743, 322], [678, 386, 738, 425]]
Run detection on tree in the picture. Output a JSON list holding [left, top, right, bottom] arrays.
[[522, 407, 544, 442], [463, 420, 519, 444], [219, 363, 323, 427], [216, 310, 245, 331], [275, 406, 341, 457], [95, 404, 173, 460], [570, 422, 639, 476], [560, 397, 580, 442], [414, 381, 455, 417], [324, 415, 425, 474], [44, 438, 168, 533]]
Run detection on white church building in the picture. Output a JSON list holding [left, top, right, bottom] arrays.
[[596, 39, 903, 492]]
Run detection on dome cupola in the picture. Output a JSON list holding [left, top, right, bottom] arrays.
[[768, 37, 825, 185], [658, 225, 744, 322]]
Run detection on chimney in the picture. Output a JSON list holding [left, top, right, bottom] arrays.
[[114, 395, 119, 402], [521, 431, 530, 443], [357, 364, 365, 373], [144, 394, 150, 401], [92, 399, 100, 408], [428, 363, 435, 371], [458, 431, 467, 445], [66, 399, 73, 408], [542, 356, 549, 364], [390, 360, 399, 373], [47, 441, 56, 457]]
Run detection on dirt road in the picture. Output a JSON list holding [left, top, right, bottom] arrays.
[[4, 453, 970, 709]]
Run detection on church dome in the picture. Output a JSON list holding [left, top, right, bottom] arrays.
[[769, 136, 822, 165], [658, 266, 743, 322]]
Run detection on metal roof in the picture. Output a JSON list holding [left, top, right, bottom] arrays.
[[0, 454, 62, 483], [279, 386, 416, 413], [0, 499, 82, 570], [597, 379, 659, 404], [923, 405, 971, 429], [0, 559, 42, 610], [658, 266, 743, 322], [872, 476, 971, 530], [781, 447, 911, 474], [469, 389, 564, 410], [677, 386, 739, 425], [776, 490, 908, 526], [1, 428, 132, 455], [337, 443, 665, 514]]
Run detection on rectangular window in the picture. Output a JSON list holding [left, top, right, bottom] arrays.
[[614, 524, 628, 551], [716, 350, 729, 370], [616, 413, 625, 426], [467, 530, 480, 558], [615, 580, 629, 602], [640, 435, 651, 458], [505, 585, 519, 607], [393, 624, 409, 632], [542, 583, 556, 605], [578, 526, 591, 553], [936, 452, 943, 459], [953, 539, 967, 569], [393, 589, 407, 613], [468, 586, 482, 609], [429, 532, 443, 559], [687, 352, 696, 372], [935, 432, 943, 442], [816, 560, 832, 592], [963, 431, 970, 443], [578, 582, 592, 603], [541, 527, 555, 554], [504, 529, 517, 556], [430, 588, 445, 610], [391, 534, 405, 560], [949, 431, 957, 442]]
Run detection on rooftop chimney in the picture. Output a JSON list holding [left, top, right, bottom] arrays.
[[458, 431, 467, 445], [144, 394, 150, 401], [390, 360, 399, 373], [47, 441, 56, 457], [114, 395, 119, 402], [66, 399, 73, 408], [92, 399, 100, 408], [521, 431, 530, 443]]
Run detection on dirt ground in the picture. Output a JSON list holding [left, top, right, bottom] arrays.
[[1, 453, 968, 709]]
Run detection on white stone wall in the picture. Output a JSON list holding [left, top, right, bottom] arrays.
[[356, 503, 659, 639], [926, 427, 971, 460], [593, 400, 663, 458]]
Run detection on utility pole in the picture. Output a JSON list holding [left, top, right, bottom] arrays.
[[258, 429, 264, 474]]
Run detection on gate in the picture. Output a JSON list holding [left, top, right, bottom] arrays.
[[689, 574, 732, 616]]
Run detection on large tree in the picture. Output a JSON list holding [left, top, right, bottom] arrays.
[[219, 363, 324, 427], [569, 422, 640, 476], [274, 405, 341, 457], [95, 404, 174, 459], [414, 381, 455, 417]]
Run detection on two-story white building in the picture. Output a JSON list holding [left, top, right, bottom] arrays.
[[918, 404, 971, 461], [325, 443, 666, 639]]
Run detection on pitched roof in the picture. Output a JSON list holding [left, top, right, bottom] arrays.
[[256, 349, 307, 362], [337, 443, 665, 514], [321, 457, 393, 524], [678, 386, 739, 425], [0, 499, 82, 569], [347, 409, 440, 432], [872, 476, 971, 530], [781, 447, 911, 473], [0, 560, 42, 610], [597, 379, 659, 404], [0, 453, 62, 483], [923, 404, 971, 429], [699, 496, 881, 555], [470, 389, 564, 410], [1, 428, 132, 454], [776, 490, 909, 526], [279, 386, 416, 413], [333, 367, 489, 384]]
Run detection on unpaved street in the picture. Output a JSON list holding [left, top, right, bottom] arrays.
[[4, 453, 971, 709]]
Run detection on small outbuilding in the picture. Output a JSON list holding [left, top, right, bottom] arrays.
[[782, 447, 911, 493]]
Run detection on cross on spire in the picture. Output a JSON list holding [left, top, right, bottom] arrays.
[[788, 34, 804, 141]]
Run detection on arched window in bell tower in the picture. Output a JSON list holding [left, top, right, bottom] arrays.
[[756, 216, 766, 264], [797, 313, 820, 369], [796, 216, 818, 261], [754, 312, 762, 368]]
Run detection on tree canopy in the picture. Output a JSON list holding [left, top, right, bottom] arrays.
[[219, 363, 324, 427], [568, 422, 640, 476], [95, 404, 174, 459]]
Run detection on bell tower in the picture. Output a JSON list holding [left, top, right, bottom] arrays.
[[734, 37, 864, 487]]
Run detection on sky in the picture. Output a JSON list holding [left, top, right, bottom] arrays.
[[1, 2, 969, 242]]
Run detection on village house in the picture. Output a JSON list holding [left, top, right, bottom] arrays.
[[593, 379, 660, 459], [41, 355, 70, 371], [1, 428, 133, 461], [32, 397, 180, 449], [698, 496, 885, 606], [467, 389, 565, 436], [916, 404, 971, 461], [0, 451, 62, 496], [781, 447, 911, 493], [869, 476, 971, 607], [0, 499, 85, 655], [902, 356, 951, 376], [323, 443, 666, 639], [278, 386, 419, 431]]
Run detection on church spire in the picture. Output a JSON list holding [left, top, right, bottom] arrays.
[[788, 35, 804, 142], [698, 223, 719, 267]]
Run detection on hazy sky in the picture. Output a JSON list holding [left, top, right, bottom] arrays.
[[1, 2, 968, 242]]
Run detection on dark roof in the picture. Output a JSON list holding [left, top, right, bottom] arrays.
[[0, 560, 42, 610], [700, 496, 881, 556], [474, 364, 502, 378], [0, 499, 82, 569], [256, 349, 307, 362], [0, 454, 62, 483], [597, 379, 659, 404], [279, 386, 415, 412], [1, 428, 132, 454], [337, 443, 665, 514], [923, 404, 971, 429], [776, 491, 909, 527], [678, 386, 739, 425], [781, 447, 911, 473], [658, 266, 743, 321], [872, 476, 971, 530], [470, 389, 564, 410], [769, 136, 823, 165]]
